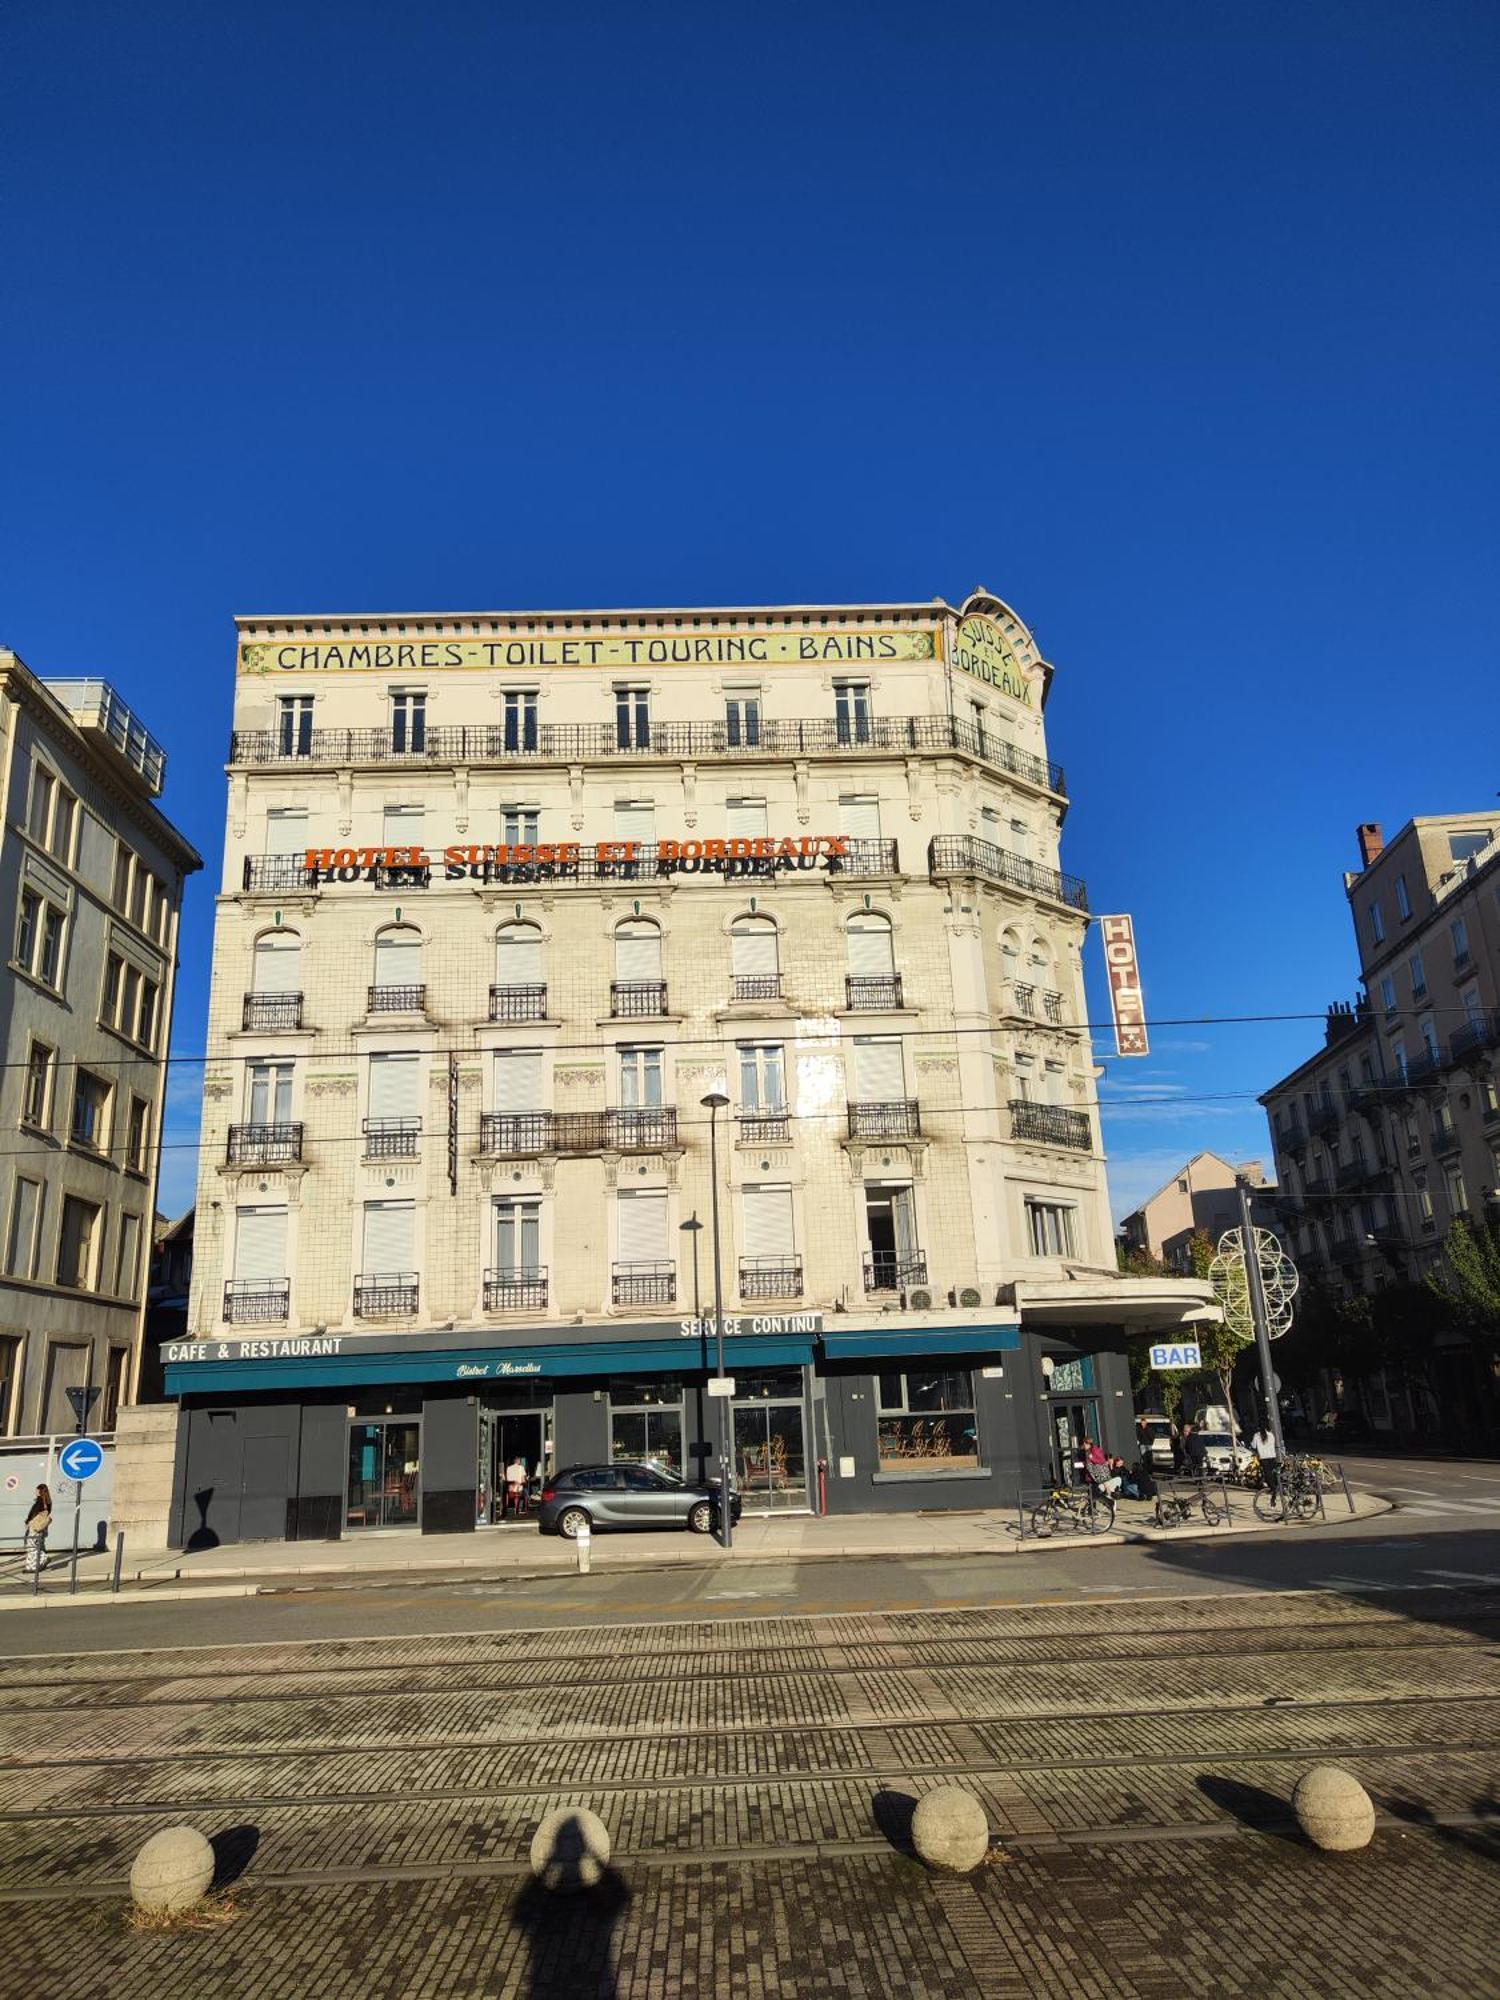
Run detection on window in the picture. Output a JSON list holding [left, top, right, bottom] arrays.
[[853, 1036, 905, 1102], [248, 1060, 295, 1126], [738, 1044, 786, 1112], [730, 914, 779, 988], [1416, 1182, 1435, 1229], [28, 763, 55, 843], [1370, 901, 1385, 944], [112, 843, 133, 911], [613, 798, 655, 845], [101, 1347, 129, 1430], [495, 922, 543, 989], [235, 1204, 288, 1282], [741, 1184, 795, 1277], [1389, 1036, 1408, 1079], [1452, 916, 1471, 963], [0, 1336, 21, 1435], [614, 917, 663, 982], [16, 889, 66, 989], [4, 1177, 44, 1280], [265, 807, 309, 854], [1445, 1166, 1469, 1218], [115, 1213, 143, 1300], [847, 913, 895, 979], [128, 862, 147, 929], [361, 1199, 416, 1274], [494, 1198, 541, 1276], [50, 787, 77, 863], [278, 695, 314, 757], [56, 1196, 103, 1290], [1027, 1199, 1079, 1258], [833, 680, 871, 745], [615, 685, 650, 749], [500, 804, 540, 846], [493, 1049, 544, 1112], [103, 952, 123, 1025], [22, 1041, 54, 1130], [387, 691, 424, 753], [619, 1046, 664, 1108], [102, 954, 158, 1048], [609, 1378, 683, 1470], [1395, 874, 1411, 920], [726, 797, 768, 839], [838, 794, 881, 841], [1419, 1014, 1440, 1061], [864, 1183, 920, 1289], [71, 1070, 112, 1151], [382, 804, 425, 849], [1461, 985, 1484, 1029], [125, 1096, 150, 1174], [614, 1190, 672, 1303], [876, 1371, 978, 1473], [252, 930, 302, 994], [372, 925, 423, 989], [40, 1342, 89, 1431], [151, 877, 172, 945], [1379, 975, 1396, 1013], [724, 689, 761, 747], [503, 688, 539, 752], [1008, 818, 1029, 858], [1409, 951, 1426, 999]]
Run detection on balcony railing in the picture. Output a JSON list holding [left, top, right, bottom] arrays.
[[46, 679, 167, 794], [363, 1116, 421, 1159], [368, 984, 426, 1014], [739, 1255, 803, 1299], [1004, 981, 1064, 1022], [222, 1279, 290, 1324], [845, 974, 903, 1010], [1335, 1157, 1371, 1190], [731, 973, 782, 1003], [241, 992, 304, 1032], [1452, 1010, 1500, 1063], [489, 983, 547, 1023], [1280, 1119, 1308, 1153], [847, 1100, 922, 1140], [1307, 1101, 1340, 1139], [610, 980, 668, 1017], [1404, 1048, 1446, 1087], [480, 1108, 679, 1155], [612, 1261, 676, 1305], [863, 1251, 928, 1294], [738, 1111, 790, 1145], [483, 1268, 549, 1312], [1007, 1100, 1092, 1151], [226, 1121, 303, 1166], [928, 835, 1089, 913], [227, 713, 1067, 798], [353, 1273, 419, 1318]]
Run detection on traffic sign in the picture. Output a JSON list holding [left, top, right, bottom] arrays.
[[1149, 1341, 1203, 1371], [65, 1386, 100, 1425], [58, 1437, 105, 1482]]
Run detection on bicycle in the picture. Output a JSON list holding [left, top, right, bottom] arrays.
[[1154, 1480, 1223, 1529], [1252, 1455, 1322, 1523], [1030, 1481, 1117, 1537]]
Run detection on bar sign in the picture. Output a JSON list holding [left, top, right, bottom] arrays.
[[1100, 913, 1150, 1057]]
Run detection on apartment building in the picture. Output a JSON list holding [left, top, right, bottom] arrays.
[[169, 593, 1209, 1543], [1118, 1153, 1275, 1273], [0, 650, 201, 1435], [1261, 815, 1500, 1420]]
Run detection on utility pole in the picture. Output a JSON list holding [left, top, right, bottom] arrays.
[[701, 1094, 733, 1551], [1237, 1177, 1287, 1459]]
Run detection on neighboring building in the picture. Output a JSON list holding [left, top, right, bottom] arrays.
[[169, 593, 1209, 1544], [1118, 1153, 1276, 1272], [138, 1208, 193, 1404], [1261, 815, 1500, 1425], [0, 651, 202, 1436]]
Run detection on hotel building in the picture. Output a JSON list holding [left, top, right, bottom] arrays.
[[168, 593, 1207, 1542]]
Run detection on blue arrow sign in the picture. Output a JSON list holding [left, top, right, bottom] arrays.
[[58, 1437, 104, 1482]]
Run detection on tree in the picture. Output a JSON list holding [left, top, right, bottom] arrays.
[[1427, 1219, 1500, 1347]]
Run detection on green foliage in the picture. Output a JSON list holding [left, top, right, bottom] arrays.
[[1427, 1220, 1500, 1347]]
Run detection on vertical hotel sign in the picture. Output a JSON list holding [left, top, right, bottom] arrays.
[[1099, 914, 1149, 1056]]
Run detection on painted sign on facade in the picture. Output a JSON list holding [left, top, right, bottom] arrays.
[[297, 834, 856, 886], [1149, 1341, 1202, 1370], [1099, 912, 1150, 1057], [952, 615, 1033, 706], [240, 629, 938, 675]]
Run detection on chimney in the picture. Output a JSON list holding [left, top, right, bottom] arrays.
[[1356, 822, 1384, 869]]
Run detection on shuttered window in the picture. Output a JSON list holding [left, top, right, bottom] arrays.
[[614, 922, 662, 981], [726, 797, 767, 838], [369, 1053, 421, 1120], [265, 809, 308, 854], [362, 1201, 415, 1273], [730, 919, 778, 976], [253, 933, 302, 993], [742, 1185, 794, 1258], [382, 805, 425, 847], [853, 1037, 904, 1101], [374, 930, 422, 984], [495, 925, 543, 983], [494, 1050, 544, 1111], [617, 1190, 669, 1263], [234, 1206, 288, 1281], [614, 800, 655, 843], [839, 795, 881, 840], [846, 915, 894, 977]]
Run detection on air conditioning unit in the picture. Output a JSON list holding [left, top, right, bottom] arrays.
[[908, 1287, 934, 1311], [958, 1285, 982, 1309]]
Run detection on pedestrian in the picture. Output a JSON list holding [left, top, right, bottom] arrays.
[[1173, 1422, 1190, 1473], [1249, 1419, 1279, 1499], [1109, 1455, 1139, 1499], [1183, 1423, 1206, 1474], [505, 1455, 528, 1517], [23, 1484, 51, 1575]]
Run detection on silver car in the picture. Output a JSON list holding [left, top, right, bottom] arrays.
[[536, 1461, 742, 1537]]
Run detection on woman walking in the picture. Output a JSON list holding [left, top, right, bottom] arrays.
[[23, 1484, 52, 1575]]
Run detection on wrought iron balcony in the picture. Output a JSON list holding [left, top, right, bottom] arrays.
[[612, 1261, 676, 1306], [367, 984, 426, 1014], [353, 1273, 419, 1318], [928, 835, 1089, 913], [863, 1251, 928, 1294], [1279, 1119, 1308, 1154], [738, 1111, 790, 1145], [242, 992, 304, 1032], [1307, 1101, 1340, 1139], [833, 838, 900, 878], [847, 1099, 922, 1140], [610, 980, 668, 1017], [845, 974, 903, 1010], [1335, 1157, 1371, 1190], [243, 854, 318, 893], [479, 1107, 679, 1156], [739, 1256, 803, 1299], [483, 1268, 549, 1312], [1404, 1048, 1446, 1087], [222, 1279, 290, 1324], [363, 1117, 421, 1160], [1042, 989, 1065, 1024], [226, 1122, 303, 1166], [489, 983, 547, 1023], [480, 1112, 553, 1156], [731, 973, 782, 1003], [1007, 1100, 1092, 1151], [1452, 1010, 1500, 1063]]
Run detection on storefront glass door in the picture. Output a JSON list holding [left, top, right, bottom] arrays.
[[732, 1372, 809, 1512], [346, 1420, 421, 1529], [1048, 1400, 1102, 1485]]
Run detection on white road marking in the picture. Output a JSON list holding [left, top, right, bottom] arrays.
[[1310, 1576, 1396, 1592], [1421, 1568, 1500, 1586], [1380, 1485, 1441, 1497]]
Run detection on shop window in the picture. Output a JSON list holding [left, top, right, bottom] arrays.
[[876, 1371, 978, 1473], [609, 1378, 683, 1471], [1045, 1356, 1095, 1393]]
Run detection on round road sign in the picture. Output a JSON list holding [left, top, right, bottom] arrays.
[[58, 1437, 105, 1482]]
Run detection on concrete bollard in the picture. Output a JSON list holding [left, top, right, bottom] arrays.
[[129, 1826, 217, 1913], [576, 1521, 592, 1573], [1292, 1765, 1376, 1851], [530, 1808, 611, 1892], [909, 1787, 991, 1873]]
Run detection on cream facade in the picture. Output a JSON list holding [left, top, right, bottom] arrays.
[[171, 594, 1206, 1542], [0, 651, 201, 1436]]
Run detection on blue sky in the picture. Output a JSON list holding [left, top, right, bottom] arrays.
[[4, 0, 1496, 1221]]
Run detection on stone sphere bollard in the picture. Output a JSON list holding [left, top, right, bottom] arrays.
[[1292, 1765, 1376, 1851], [910, 1787, 991, 1873], [129, 1826, 217, 1913], [529, 1808, 612, 1893]]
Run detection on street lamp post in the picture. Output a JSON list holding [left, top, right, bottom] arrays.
[[700, 1091, 732, 1550]]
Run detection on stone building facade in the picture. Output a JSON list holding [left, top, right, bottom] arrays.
[[169, 593, 1208, 1542], [0, 650, 200, 1435], [1118, 1152, 1276, 1274]]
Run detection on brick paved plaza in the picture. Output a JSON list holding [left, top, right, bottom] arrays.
[[3, 1587, 1500, 1997]]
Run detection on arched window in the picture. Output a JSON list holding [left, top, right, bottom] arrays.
[[252, 930, 301, 994], [612, 918, 664, 1016], [493, 922, 545, 1021], [372, 925, 423, 1010], [845, 914, 898, 1008], [730, 915, 780, 999]]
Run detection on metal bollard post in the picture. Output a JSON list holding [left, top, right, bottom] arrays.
[[576, 1521, 592, 1575], [1220, 1474, 1232, 1524], [1017, 1484, 1027, 1541], [1339, 1462, 1355, 1516], [112, 1531, 125, 1596]]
